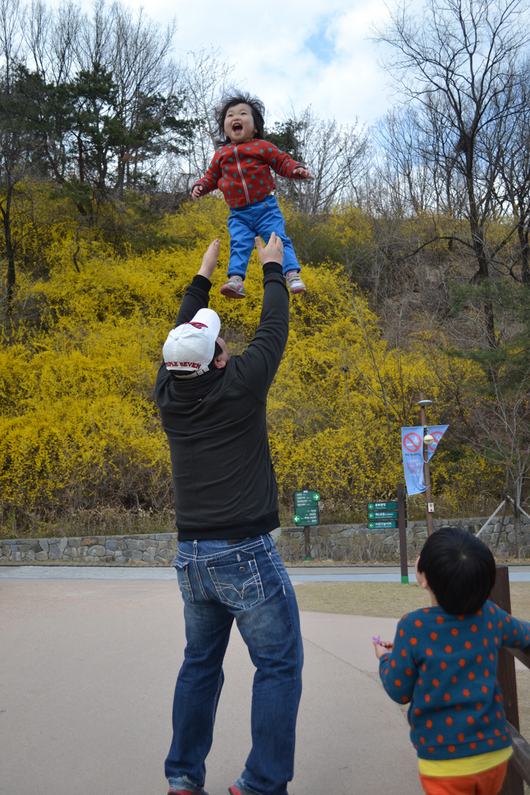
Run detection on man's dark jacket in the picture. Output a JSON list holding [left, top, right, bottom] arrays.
[[155, 261, 289, 541]]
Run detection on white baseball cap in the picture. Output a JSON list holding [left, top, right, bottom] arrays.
[[163, 308, 221, 375]]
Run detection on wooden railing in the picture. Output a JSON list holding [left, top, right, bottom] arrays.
[[491, 564, 530, 794]]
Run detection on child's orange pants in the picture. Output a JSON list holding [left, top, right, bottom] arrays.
[[419, 760, 508, 795]]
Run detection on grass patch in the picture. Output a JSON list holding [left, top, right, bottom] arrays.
[[294, 581, 530, 621], [295, 581, 429, 617]]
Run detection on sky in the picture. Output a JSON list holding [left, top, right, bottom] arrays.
[[69, 0, 399, 129]]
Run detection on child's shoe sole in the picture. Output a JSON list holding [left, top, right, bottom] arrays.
[[220, 285, 246, 298], [220, 276, 246, 298]]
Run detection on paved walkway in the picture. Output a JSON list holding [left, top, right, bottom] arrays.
[[2, 563, 528, 794], [0, 569, 424, 795]]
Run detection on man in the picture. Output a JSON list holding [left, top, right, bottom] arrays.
[[156, 233, 303, 795]]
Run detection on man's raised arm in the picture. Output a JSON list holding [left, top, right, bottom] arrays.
[[173, 239, 221, 327], [235, 233, 289, 395]]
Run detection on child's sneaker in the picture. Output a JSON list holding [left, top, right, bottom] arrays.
[[221, 275, 246, 298], [286, 271, 306, 294]]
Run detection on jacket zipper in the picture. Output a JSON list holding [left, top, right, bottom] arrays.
[[234, 146, 250, 204]]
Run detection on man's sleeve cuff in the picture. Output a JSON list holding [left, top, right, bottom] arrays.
[[263, 262, 283, 277], [192, 274, 212, 290]]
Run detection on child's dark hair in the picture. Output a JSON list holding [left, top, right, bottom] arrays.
[[417, 526, 496, 615], [215, 92, 265, 144]]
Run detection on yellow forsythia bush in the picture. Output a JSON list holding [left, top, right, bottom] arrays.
[[0, 188, 499, 532], [268, 265, 487, 508]]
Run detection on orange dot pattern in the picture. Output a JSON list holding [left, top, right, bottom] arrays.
[[378, 600, 530, 761]]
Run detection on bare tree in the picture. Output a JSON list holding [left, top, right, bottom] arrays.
[[0, 64, 41, 309], [104, 3, 178, 192], [270, 106, 370, 215], [9, 0, 188, 194], [373, 0, 530, 348], [0, 0, 24, 83], [169, 48, 237, 191], [0, 0, 35, 309], [463, 372, 530, 552], [25, 0, 81, 82], [494, 76, 530, 284], [372, 107, 437, 216]]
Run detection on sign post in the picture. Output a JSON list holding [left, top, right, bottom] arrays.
[[397, 483, 408, 584], [367, 493, 408, 583], [293, 489, 321, 561]]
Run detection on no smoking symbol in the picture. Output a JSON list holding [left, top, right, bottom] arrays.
[[403, 432, 422, 453], [428, 431, 443, 449]]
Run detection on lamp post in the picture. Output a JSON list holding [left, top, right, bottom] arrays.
[[418, 394, 434, 537]]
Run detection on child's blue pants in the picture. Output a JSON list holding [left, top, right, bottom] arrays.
[[227, 195, 300, 278]]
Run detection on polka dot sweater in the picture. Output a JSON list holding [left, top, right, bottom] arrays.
[[191, 140, 306, 209], [379, 600, 530, 761]]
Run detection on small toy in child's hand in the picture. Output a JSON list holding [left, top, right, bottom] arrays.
[[372, 635, 381, 643]]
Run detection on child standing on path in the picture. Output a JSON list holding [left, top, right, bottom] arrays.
[[191, 92, 312, 298], [373, 527, 530, 795]]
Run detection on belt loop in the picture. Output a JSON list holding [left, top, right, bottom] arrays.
[[193, 539, 198, 557]]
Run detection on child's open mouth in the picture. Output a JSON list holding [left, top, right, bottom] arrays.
[[232, 123, 242, 132]]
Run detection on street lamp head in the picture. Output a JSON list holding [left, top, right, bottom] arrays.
[[417, 399, 433, 407]]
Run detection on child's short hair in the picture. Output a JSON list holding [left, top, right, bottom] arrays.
[[417, 526, 496, 615], [215, 92, 265, 144]]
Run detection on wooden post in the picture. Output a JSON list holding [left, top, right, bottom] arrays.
[[397, 483, 408, 583], [491, 564, 524, 795], [304, 526, 311, 561]]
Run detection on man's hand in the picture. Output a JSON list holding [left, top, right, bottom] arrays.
[[255, 233, 284, 265], [198, 239, 221, 279], [191, 185, 204, 200], [292, 167, 313, 179]]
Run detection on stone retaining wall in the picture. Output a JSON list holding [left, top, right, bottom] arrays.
[[0, 533, 180, 564], [2, 515, 530, 564], [277, 516, 530, 563]]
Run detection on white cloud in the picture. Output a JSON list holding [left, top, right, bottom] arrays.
[[49, 0, 397, 126]]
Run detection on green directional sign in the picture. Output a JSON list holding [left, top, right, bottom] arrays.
[[368, 510, 398, 520], [368, 520, 398, 529], [293, 490, 321, 526], [367, 501, 398, 511]]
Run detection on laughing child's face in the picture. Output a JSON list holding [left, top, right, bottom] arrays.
[[224, 103, 257, 144]]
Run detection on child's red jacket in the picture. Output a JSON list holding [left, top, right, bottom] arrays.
[[192, 140, 306, 209]]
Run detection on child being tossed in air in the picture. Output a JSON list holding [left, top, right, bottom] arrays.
[[191, 92, 312, 298], [373, 526, 530, 795]]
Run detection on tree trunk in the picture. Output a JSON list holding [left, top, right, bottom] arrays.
[[517, 221, 530, 285], [484, 298, 497, 350], [78, 135, 84, 183], [1, 189, 15, 311]]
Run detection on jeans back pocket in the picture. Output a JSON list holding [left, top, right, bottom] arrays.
[[207, 552, 264, 609]]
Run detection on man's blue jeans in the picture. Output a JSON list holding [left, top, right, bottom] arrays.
[[227, 195, 300, 277], [165, 534, 303, 795]]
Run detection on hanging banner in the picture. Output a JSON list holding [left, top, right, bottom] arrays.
[[401, 426, 426, 495], [425, 425, 449, 462]]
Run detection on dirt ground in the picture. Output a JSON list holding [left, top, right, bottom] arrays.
[[294, 579, 530, 787]]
